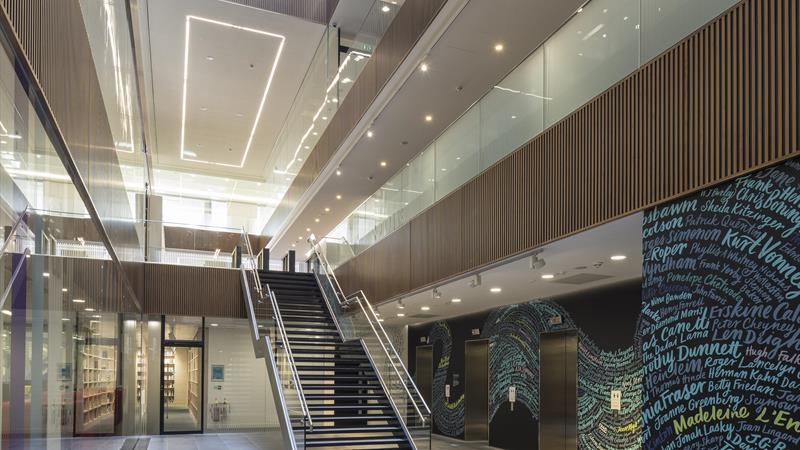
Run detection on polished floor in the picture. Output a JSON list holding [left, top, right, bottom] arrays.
[[12, 433, 500, 449]]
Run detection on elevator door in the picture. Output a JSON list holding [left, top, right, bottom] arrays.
[[415, 346, 433, 406], [539, 330, 577, 450], [465, 339, 489, 441]]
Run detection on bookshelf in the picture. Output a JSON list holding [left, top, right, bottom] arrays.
[[79, 343, 116, 431], [163, 347, 175, 416], [188, 347, 201, 422]]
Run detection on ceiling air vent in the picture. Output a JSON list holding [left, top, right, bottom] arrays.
[[553, 273, 613, 285]]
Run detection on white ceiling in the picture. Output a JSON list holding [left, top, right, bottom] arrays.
[[145, 0, 326, 178], [375, 213, 643, 327], [269, 0, 584, 255]]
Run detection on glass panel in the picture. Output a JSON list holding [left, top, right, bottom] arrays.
[[435, 107, 480, 200], [480, 48, 545, 169], [75, 313, 119, 435], [162, 345, 202, 433], [164, 316, 203, 342], [641, 0, 739, 62], [403, 147, 435, 220], [544, 0, 640, 127]]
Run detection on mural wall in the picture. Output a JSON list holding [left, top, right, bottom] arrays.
[[409, 280, 643, 450], [641, 158, 800, 449]]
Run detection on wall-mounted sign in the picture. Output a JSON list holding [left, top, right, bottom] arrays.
[[471, 328, 480, 336], [211, 365, 225, 382]]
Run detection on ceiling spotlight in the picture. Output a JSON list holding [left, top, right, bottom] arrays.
[[420, 63, 429, 72], [541, 274, 555, 279], [424, 115, 433, 122], [529, 251, 546, 270], [494, 43, 504, 52], [611, 255, 627, 261], [380, 161, 387, 167], [421, 306, 431, 311], [367, 130, 374, 138], [468, 274, 482, 288], [432, 288, 442, 299], [336, 194, 342, 200], [490, 287, 502, 293], [451, 298, 462, 303]]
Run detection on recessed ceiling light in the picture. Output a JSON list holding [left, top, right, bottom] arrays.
[[610, 255, 627, 261], [43, 272, 50, 277], [62, 288, 68, 292], [421, 306, 430, 311], [397, 313, 405, 317], [425, 115, 433, 122], [541, 274, 555, 279], [336, 169, 342, 176], [490, 287, 502, 293], [210, 323, 218, 327], [200, 107, 207, 111], [306, 228, 311, 232], [367, 130, 374, 138], [315, 218, 320, 223], [324, 207, 330, 212], [380, 161, 387, 167], [381, 5, 390, 12], [84, 308, 95, 312], [451, 298, 462, 303], [292, 243, 296, 247], [72, 299, 85, 303], [298, 236, 304, 240], [61, 317, 70, 321], [206, 55, 215, 61], [494, 43, 504, 52], [336, 194, 342, 200], [511, 115, 517, 119], [420, 63, 429, 72], [322, 116, 328, 120], [92, 314, 101, 319]]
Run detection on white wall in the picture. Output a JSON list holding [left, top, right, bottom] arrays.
[[205, 324, 279, 430]]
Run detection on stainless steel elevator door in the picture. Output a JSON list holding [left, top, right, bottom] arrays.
[[539, 331, 577, 450], [415, 345, 433, 406], [465, 339, 489, 441]]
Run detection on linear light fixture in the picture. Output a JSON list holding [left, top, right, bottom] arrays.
[[180, 15, 285, 168]]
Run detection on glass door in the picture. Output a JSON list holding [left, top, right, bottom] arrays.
[[160, 316, 204, 434]]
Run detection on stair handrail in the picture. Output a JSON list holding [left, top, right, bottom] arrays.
[[240, 229, 312, 433], [308, 235, 431, 423], [1, 207, 29, 255], [240, 228, 264, 301], [266, 284, 313, 431]]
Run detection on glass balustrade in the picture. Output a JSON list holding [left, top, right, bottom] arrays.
[[329, 0, 739, 265]]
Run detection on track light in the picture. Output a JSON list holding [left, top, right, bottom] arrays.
[[432, 288, 442, 299], [397, 299, 405, 309], [468, 274, 482, 288], [529, 250, 546, 270]]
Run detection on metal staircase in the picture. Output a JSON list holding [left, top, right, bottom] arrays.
[[238, 232, 431, 450]]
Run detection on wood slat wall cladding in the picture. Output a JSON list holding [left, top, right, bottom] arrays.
[[263, 0, 448, 235], [335, 0, 800, 303], [163, 227, 269, 254], [144, 264, 244, 318]]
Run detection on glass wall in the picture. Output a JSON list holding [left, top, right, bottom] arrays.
[[263, 1, 406, 234], [327, 0, 739, 265]]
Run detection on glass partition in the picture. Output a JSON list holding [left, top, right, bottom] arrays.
[[329, 0, 741, 266]]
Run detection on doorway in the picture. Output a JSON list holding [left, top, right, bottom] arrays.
[[415, 345, 433, 406], [160, 316, 204, 434], [539, 330, 577, 450], [464, 339, 489, 441]]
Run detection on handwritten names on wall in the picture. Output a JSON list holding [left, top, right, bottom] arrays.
[[641, 158, 800, 450]]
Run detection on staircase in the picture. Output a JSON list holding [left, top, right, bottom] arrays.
[[258, 270, 414, 449]]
